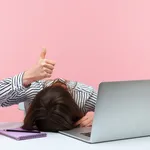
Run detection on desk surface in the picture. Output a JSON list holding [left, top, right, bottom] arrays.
[[0, 122, 150, 150]]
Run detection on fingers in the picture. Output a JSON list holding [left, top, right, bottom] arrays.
[[42, 62, 54, 78], [43, 68, 53, 75], [38, 55, 55, 80], [45, 59, 55, 66], [23, 49, 55, 84], [43, 72, 52, 78], [40, 68, 52, 78], [86, 121, 93, 127], [75, 112, 94, 127], [75, 117, 92, 127], [42, 62, 54, 70], [80, 119, 92, 127], [39, 48, 55, 66], [75, 116, 87, 126], [40, 48, 47, 59]]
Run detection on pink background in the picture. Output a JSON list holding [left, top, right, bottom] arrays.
[[0, 0, 150, 121]]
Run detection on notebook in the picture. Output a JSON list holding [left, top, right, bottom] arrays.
[[0, 127, 47, 141]]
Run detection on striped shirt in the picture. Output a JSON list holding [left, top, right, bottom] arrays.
[[0, 73, 97, 114]]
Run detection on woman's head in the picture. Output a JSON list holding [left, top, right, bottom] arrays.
[[22, 81, 83, 132]]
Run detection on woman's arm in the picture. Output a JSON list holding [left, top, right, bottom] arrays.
[[0, 73, 44, 107], [75, 89, 97, 127], [85, 89, 97, 112], [0, 49, 55, 107], [74, 83, 97, 127]]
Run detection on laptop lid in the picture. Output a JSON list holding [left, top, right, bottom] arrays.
[[90, 80, 150, 143]]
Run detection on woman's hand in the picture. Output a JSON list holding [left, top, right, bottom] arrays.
[[75, 111, 94, 127], [23, 49, 55, 87]]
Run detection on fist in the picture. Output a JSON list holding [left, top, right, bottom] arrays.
[[36, 48, 55, 79], [23, 48, 55, 86]]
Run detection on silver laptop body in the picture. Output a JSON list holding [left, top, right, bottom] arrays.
[[59, 80, 150, 143]]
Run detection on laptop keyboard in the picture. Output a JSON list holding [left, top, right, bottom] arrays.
[[80, 132, 91, 137]]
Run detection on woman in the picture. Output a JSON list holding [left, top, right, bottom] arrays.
[[0, 49, 97, 131]]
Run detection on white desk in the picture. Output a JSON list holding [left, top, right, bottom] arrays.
[[0, 122, 150, 150]]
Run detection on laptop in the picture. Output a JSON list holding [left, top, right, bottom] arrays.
[[59, 80, 150, 143]]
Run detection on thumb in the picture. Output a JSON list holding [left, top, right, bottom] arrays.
[[40, 48, 46, 59]]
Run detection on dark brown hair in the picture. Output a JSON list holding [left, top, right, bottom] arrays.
[[22, 83, 83, 132]]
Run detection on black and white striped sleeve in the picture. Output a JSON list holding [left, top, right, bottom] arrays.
[[0, 72, 44, 107], [71, 81, 98, 113], [85, 89, 97, 112]]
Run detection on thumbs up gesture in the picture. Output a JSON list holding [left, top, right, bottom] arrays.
[[23, 49, 55, 87]]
